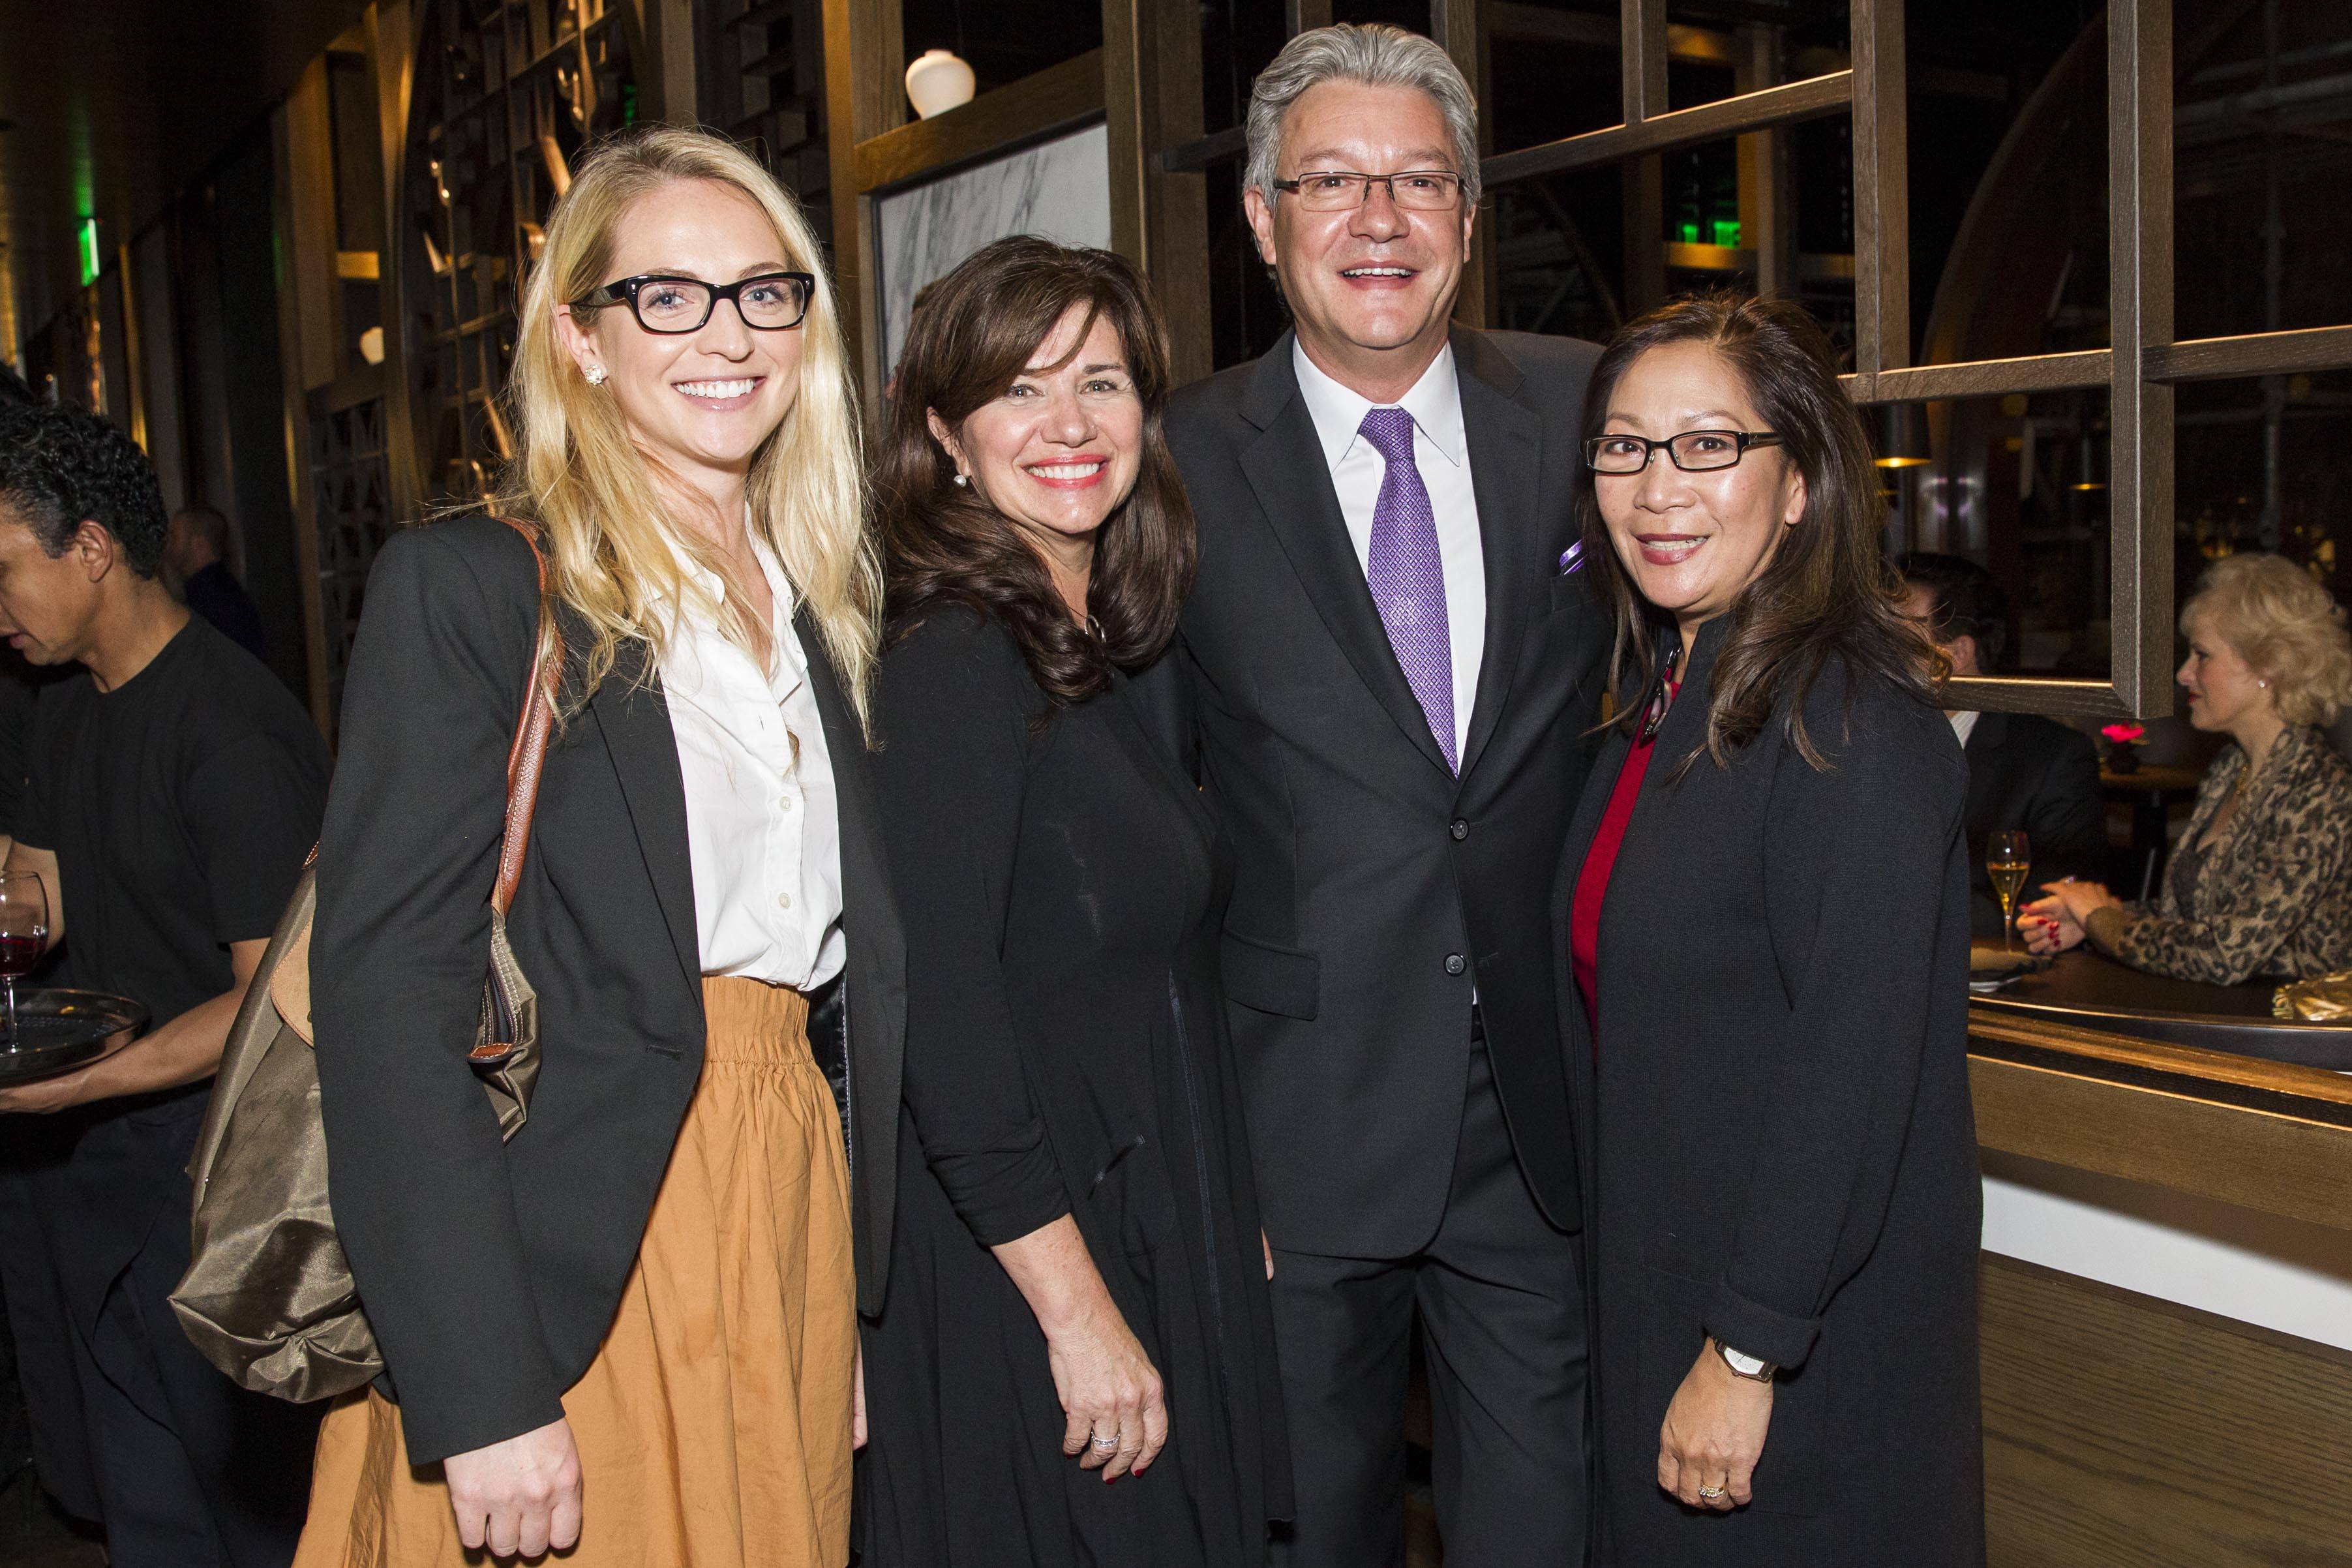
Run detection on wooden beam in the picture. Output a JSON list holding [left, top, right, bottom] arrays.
[[2109, 0, 2175, 720], [1845, 349, 2117, 404], [822, 0, 902, 414], [2148, 324, 2352, 382], [1435, 0, 1492, 329], [1284, 0, 1331, 35], [1850, 0, 1909, 374], [852, 51, 1106, 192], [1484, 71, 1852, 186], [1101, 0, 1209, 382]]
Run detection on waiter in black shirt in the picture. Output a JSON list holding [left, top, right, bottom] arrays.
[[0, 403, 325, 1567]]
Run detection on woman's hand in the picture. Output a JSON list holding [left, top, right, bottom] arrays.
[[1657, 1342, 1773, 1511], [442, 1415, 582, 1558], [1043, 1300, 1169, 1481], [1263, 1229, 1274, 1280], [2023, 878, 2117, 954], [989, 1213, 1170, 1481]]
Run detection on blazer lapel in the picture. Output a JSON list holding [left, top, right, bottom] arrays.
[[1452, 328, 1543, 783], [1237, 335, 1454, 777], [586, 637, 700, 986]]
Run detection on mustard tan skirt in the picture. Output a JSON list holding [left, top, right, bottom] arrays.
[[294, 977, 856, 1568]]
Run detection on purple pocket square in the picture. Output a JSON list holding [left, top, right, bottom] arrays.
[[1558, 541, 1585, 574]]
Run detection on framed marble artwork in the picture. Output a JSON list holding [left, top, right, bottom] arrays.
[[873, 121, 1113, 372]]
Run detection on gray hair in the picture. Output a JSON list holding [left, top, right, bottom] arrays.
[[1244, 24, 1483, 211]]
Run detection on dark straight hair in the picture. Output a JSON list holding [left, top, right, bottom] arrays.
[[875, 236, 1196, 706], [1577, 292, 1938, 769]]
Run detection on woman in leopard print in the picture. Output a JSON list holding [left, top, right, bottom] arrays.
[[2026, 553, 2352, 986]]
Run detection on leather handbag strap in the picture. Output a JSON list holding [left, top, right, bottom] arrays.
[[490, 515, 563, 919]]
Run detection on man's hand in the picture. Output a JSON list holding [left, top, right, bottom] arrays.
[[442, 1417, 582, 1558], [0, 1039, 128, 1113]]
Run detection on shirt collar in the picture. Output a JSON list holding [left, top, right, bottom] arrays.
[[663, 524, 806, 681], [1291, 337, 1468, 471]]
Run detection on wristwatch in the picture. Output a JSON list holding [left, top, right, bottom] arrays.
[[1711, 1337, 1776, 1383]]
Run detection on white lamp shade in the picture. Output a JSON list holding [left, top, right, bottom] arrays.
[[358, 326, 386, 366], [905, 50, 976, 119]]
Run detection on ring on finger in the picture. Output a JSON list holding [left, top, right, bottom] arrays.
[[1091, 1432, 1120, 1453], [1696, 1484, 1727, 1500]]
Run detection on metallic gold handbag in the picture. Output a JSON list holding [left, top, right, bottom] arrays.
[[170, 518, 560, 1402]]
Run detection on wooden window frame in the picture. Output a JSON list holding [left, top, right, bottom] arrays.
[[1145, 0, 2352, 721]]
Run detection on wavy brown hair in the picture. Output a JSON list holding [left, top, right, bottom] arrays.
[[1578, 292, 1937, 768], [876, 237, 1195, 705]]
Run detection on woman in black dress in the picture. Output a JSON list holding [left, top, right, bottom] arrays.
[[860, 236, 1288, 1567], [1556, 294, 1983, 1565]]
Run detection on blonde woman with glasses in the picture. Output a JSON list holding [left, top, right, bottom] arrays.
[[293, 127, 903, 1567]]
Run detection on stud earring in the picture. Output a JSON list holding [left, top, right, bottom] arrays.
[[952, 472, 969, 487], [584, 364, 608, 385]]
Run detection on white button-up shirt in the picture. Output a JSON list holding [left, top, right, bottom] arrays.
[[1292, 338, 1488, 757], [657, 540, 845, 989]]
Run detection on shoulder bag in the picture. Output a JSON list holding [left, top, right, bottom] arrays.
[[171, 516, 562, 1402]]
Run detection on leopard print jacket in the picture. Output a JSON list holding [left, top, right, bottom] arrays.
[[2093, 723, 2352, 985]]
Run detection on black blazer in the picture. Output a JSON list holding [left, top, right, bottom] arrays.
[[1552, 628, 1983, 1559], [312, 515, 905, 1465], [1960, 710, 2106, 935], [1143, 327, 1610, 1256]]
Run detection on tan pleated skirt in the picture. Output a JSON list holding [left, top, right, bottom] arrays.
[[294, 977, 856, 1568]]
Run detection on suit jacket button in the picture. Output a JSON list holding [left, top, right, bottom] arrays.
[[1449, 819, 1469, 841], [1444, 953, 1466, 976]]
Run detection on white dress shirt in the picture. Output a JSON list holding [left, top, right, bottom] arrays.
[[657, 539, 846, 989], [1949, 710, 1981, 749], [1292, 339, 1487, 757]]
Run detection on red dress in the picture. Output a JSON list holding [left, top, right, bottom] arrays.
[[1571, 663, 1683, 1041]]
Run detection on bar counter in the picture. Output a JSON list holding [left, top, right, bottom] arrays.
[[1965, 952, 2352, 1567]]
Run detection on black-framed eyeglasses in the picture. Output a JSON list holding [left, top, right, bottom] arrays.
[[1272, 170, 1466, 212], [1585, 430, 1784, 474], [577, 271, 815, 334]]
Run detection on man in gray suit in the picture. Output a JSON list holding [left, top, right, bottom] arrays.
[[1143, 23, 1612, 1567]]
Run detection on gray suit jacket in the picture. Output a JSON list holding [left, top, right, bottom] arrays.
[[1139, 327, 1609, 1257]]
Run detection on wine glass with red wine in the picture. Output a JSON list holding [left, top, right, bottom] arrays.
[[0, 873, 49, 1048]]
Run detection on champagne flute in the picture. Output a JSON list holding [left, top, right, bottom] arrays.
[[1987, 831, 2031, 953], [0, 873, 48, 1049]]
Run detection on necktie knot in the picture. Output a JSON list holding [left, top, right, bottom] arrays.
[[1359, 406, 1416, 464]]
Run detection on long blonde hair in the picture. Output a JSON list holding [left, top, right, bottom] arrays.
[[497, 125, 879, 724]]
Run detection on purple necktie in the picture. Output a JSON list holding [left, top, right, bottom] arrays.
[[1359, 406, 1456, 774]]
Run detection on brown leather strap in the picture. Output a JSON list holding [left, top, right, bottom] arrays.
[[491, 516, 562, 918]]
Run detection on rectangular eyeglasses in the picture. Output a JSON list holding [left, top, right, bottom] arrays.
[[579, 271, 815, 334], [1585, 430, 1783, 474]]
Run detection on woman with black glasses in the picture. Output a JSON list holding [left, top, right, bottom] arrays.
[[1557, 294, 1982, 1565], [294, 127, 897, 1567]]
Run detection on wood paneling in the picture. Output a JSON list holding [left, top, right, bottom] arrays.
[[1968, 1048, 2352, 1235], [1981, 1254, 2352, 1568]]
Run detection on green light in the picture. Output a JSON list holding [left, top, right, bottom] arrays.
[[76, 219, 100, 288], [1678, 221, 1699, 244], [1711, 218, 1741, 249]]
